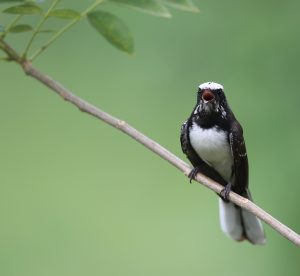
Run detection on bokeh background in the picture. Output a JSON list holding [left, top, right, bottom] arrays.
[[1, 0, 300, 275]]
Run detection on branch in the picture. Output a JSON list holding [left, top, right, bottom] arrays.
[[21, 62, 300, 247], [2, 39, 300, 247]]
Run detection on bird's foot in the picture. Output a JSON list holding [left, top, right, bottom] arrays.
[[188, 167, 201, 183], [220, 183, 232, 201]]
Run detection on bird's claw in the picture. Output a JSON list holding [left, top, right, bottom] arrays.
[[188, 167, 200, 183], [220, 183, 232, 201]]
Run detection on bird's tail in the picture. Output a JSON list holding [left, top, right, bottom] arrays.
[[218, 189, 266, 245]]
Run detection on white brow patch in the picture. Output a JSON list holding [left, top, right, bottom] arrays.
[[199, 82, 224, 91]]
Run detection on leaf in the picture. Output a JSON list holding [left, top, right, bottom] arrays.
[[3, 3, 42, 14], [87, 11, 134, 54], [8, 24, 32, 32], [0, 25, 5, 32], [161, 0, 199, 12], [109, 0, 171, 18], [48, 9, 80, 19]]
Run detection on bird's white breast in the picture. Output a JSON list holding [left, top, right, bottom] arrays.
[[189, 123, 233, 181]]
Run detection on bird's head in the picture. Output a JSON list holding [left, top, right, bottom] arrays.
[[194, 82, 227, 116]]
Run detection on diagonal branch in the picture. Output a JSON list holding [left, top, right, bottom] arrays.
[[21, 61, 300, 247], [1, 39, 300, 247]]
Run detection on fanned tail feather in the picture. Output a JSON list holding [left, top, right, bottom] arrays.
[[218, 189, 266, 245]]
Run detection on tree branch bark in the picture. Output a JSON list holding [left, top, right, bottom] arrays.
[[1, 39, 300, 247]]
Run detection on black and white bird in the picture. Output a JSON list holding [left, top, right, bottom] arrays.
[[180, 82, 265, 245]]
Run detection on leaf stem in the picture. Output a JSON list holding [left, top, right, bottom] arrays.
[[22, 0, 61, 59], [30, 0, 104, 61], [1, 15, 22, 39]]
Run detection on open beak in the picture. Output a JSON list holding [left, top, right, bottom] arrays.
[[202, 90, 215, 103]]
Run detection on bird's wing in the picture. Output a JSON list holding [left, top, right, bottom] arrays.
[[229, 121, 249, 193], [180, 119, 227, 186]]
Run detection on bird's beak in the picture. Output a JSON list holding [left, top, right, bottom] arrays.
[[202, 90, 215, 103]]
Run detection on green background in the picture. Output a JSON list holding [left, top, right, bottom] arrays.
[[1, 0, 300, 275]]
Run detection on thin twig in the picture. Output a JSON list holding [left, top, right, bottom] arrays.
[[1, 38, 300, 247], [1, 14, 23, 39], [30, 0, 104, 61], [22, 0, 61, 58]]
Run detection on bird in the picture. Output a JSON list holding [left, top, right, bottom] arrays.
[[180, 81, 266, 245]]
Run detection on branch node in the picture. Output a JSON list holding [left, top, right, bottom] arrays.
[[116, 120, 126, 129], [239, 197, 250, 206], [22, 60, 32, 75]]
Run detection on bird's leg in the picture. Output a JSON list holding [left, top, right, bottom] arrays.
[[220, 183, 232, 201], [188, 166, 201, 183]]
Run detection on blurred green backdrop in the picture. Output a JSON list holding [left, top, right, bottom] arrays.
[[1, 0, 300, 275]]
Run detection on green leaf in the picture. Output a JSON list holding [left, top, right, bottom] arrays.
[[87, 11, 134, 54], [109, 0, 171, 18], [0, 25, 5, 32], [3, 3, 42, 14], [48, 9, 80, 19], [8, 23, 32, 32], [161, 0, 199, 12]]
